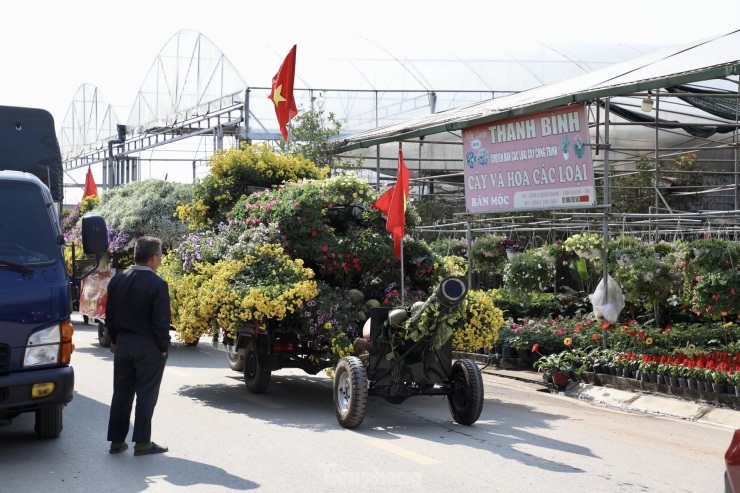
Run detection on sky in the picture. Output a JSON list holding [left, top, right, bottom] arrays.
[[2, 0, 738, 129], [1, 0, 738, 204]]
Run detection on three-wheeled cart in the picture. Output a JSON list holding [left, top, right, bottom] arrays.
[[215, 276, 484, 429]]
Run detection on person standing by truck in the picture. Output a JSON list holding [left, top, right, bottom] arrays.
[[106, 236, 171, 456]]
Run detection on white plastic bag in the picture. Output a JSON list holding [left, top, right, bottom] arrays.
[[588, 274, 625, 324]]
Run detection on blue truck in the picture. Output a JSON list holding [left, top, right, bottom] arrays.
[[0, 106, 108, 438]]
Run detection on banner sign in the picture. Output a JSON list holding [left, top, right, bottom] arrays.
[[462, 104, 594, 213]]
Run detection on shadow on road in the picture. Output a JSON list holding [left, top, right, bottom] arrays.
[[177, 372, 598, 474], [0, 394, 259, 492]]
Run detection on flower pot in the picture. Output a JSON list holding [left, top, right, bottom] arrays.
[[516, 349, 532, 359], [678, 377, 688, 388], [735, 386, 740, 398], [687, 378, 698, 390], [552, 371, 569, 387], [649, 373, 658, 384], [502, 346, 516, 359], [669, 376, 679, 387], [506, 250, 521, 261], [713, 383, 727, 394], [609, 366, 617, 376], [575, 249, 591, 259], [615, 368, 623, 377], [592, 364, 603, 374], [656, 374, 665, 385], [622, 368, 632, 379]]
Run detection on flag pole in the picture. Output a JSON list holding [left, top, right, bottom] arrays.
[[399, 143, 405, 305]]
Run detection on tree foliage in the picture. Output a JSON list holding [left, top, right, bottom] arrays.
[[272, 94, 344, 168]]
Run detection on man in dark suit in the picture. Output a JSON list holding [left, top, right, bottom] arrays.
[[106, 236, 171, 456]]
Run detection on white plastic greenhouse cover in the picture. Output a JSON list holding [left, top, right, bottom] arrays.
[[336, 29, 740, 151], [61, 29, 661, 155]]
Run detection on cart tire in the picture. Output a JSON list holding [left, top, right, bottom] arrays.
[[243, 340, 270, 393], [98, 321, 111, 348], [333, 356, 368, 429], [35, 405, 63, 438], [82, 315, 89, 324], [227, 348, 245, 372], [448, 359, 484, 425]]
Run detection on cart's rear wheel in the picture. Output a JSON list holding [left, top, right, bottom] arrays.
[[227, 347, 245, 372], [448, 359, 484, 425], [82, 315, 89, 325], [243, 339, 270, 393], [98, 321, 111, 348], [333, 356, 368, 429]]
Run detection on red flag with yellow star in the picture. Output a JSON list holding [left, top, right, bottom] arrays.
[[383, 150, 410, 259], [268, 45, 298, 141]]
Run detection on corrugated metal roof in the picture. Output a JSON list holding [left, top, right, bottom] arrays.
[[335, 30, 740, 153]]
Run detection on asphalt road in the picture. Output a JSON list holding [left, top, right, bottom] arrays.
[[0, 318, 733, 492]]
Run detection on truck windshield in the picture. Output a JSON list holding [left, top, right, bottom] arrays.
[[0, 181, 58, 265]]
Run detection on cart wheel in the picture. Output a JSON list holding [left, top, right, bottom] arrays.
[[243, 339, 270, 393], [448, 359, 484, 425], [82, 315, 89, 325], [227, 348, 244, 372], [333, 356, 368, 429], [98, 321, 111, 348]]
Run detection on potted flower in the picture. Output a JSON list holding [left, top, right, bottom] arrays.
[[532, 351, 580, 388], [497, 238, 526, 261], [503, 249, 555, 294], [711, 367, 729, 394], [562, 233, 604, 260], [560, 135, 571, 160], [728, 371, 740, 397]]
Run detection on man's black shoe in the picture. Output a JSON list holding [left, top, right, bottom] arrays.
[[109, 442, 128, 454], [134, 442, 168, 456]]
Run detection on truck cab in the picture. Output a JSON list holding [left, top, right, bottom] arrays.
[[0, 106, 107, 438]]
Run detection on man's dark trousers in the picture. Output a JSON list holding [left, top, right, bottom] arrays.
[[107, 332, 167, 443]]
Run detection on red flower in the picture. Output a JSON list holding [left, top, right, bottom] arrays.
[[311, 231, 317, 237], [732, 289, 737, 295], [591, 333, 599, 341], [321, 245, 329, 252], [531, 343, 539, 353], [601, 321, 611, 329]]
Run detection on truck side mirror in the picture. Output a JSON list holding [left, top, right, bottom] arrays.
[[81, 214, 108, 255]]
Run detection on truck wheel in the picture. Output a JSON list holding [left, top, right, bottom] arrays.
[[447, 359, 484, 425], [35, 405, 63, 438], [98, 321, 111, 348], [333, 356, 368, 429], [227, 348, 245, 372], [243, 340, 270, 393]]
